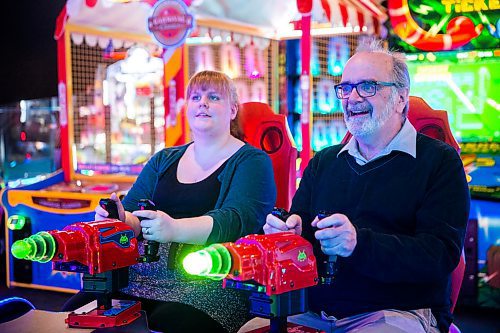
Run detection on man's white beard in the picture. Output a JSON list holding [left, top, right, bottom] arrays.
[[344, 94, 396, 137]]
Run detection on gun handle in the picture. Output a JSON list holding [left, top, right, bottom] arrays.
[[99, 199, 119, 219], [138, 199, 156, 211], [138, 199, 160, 263], [271, 207, 290, 222], [318, 211, 337, 285]]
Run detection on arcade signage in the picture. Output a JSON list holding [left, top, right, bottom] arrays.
[[388, 0, 500, 51], [441, 0, 500, 13], [148, 0, 194, 49]]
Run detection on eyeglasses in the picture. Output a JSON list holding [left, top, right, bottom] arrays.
[[334, 81, 398, 99]]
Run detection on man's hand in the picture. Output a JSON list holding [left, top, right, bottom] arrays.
[[263, 213, 302, 235], [312, 213, 357, 257]]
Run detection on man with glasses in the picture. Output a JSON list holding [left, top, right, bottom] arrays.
[[264, 39, 469, 333]]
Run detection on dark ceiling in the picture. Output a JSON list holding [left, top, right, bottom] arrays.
[[0, 1, 66, 105]]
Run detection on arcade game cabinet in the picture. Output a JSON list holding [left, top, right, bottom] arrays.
[[2, 43, 166, 292]]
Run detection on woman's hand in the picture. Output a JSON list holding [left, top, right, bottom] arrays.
[[133, 210, 176, 243], [94, 192, 126, 222], [263, 213, 302, 235]]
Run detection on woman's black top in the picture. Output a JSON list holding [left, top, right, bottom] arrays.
[[152, 158, 227, 218]]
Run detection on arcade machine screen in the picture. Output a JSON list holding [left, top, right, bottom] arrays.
[[406, 51, 499, 143], [0, 98, 61, 186]]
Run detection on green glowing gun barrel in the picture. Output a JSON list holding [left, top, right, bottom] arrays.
[[11, 232, 57, 263], [182, 243, 232, 280]]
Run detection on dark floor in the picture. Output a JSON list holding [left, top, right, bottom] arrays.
[[452, 305, 499, 333], [0, 284, 72, 312], [0, 283, 498, 333]]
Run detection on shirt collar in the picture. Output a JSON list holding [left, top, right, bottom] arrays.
[[338, 119, 417, 164]]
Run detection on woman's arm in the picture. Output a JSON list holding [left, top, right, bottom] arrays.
[[204, 148, 277, 244], [134, 210, 214, 244]]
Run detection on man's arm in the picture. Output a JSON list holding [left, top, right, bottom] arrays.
[[345, 146, 470, 283]]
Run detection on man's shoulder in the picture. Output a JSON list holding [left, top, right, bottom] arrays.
[[416, 133, 458, 156], [314, 144, 345, 160], [305, 144, 346, 171]]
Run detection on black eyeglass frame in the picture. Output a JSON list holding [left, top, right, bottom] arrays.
[[334, 81, 398, 99]]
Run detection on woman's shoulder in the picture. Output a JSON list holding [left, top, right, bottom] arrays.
[[233, 143, 271, 160], [146, 143, 191, 168], [221, 144, 272, 175], [154, 143, 190, 159]]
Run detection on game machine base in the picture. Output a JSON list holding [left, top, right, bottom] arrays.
[[8, 214, 155, 330], [2, 171, 135, 291]]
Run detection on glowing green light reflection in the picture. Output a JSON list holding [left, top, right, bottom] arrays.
[[182, 244, 232, 280]]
